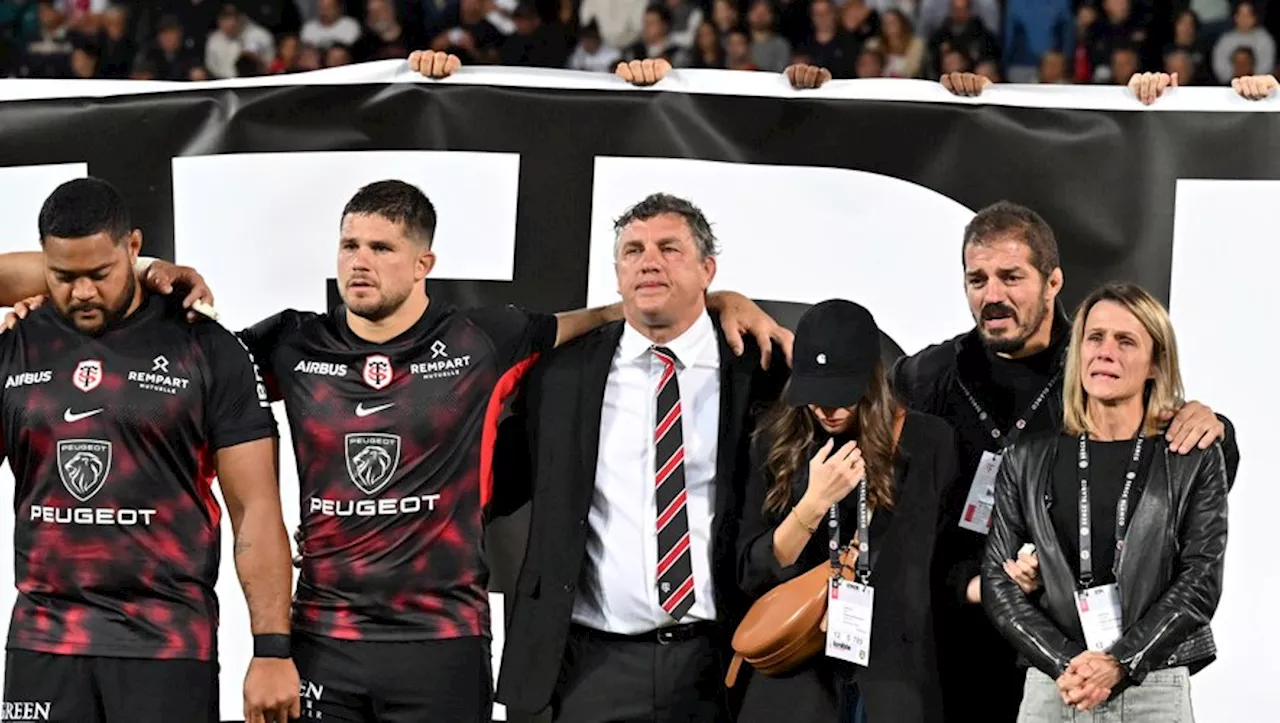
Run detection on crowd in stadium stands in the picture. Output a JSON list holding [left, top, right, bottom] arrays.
[[0, 0, 1276, 84]]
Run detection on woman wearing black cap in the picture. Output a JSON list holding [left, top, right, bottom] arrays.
[[735, 299, 959, 723]]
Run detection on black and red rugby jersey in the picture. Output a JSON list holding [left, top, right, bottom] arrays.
[[238, 301, 555, 641], [0, 293, 277, 661]]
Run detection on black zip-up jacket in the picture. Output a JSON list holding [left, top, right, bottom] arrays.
[[981, 433, 1229, 685]]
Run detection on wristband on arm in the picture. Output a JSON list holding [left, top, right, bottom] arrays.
[[253, 634, 291, 659]]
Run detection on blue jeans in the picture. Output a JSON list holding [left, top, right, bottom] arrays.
[[1017, 666, 1196, 722], [840, 681, 867, 723]]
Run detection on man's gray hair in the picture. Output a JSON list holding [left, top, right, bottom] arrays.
[[612, 193, 719, 260]]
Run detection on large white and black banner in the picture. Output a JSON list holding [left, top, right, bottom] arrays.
[[0, 62, 1275, 722]]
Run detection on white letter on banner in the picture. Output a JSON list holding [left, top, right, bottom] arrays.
[[0, 162, 90, 694], [585, 156, 976, 356], [171, 149, 520, 722], [1169, 179, 1276, 720]]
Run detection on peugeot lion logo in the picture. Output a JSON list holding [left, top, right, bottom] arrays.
[[56, 439, 113, 502], [344, 433, 402, 495]]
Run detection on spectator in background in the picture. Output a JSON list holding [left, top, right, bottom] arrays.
[[1003, 0, 1073, 83], [579, 0, 646, 50], [1231, 44, 1257, 77], [856, 44, 885, 76], [1039, 49, 1068, 82], [927, 0, 998, 78], [67, 39, 95, 77], [430, 0, 503, 64], [500, 2, 571, 68], [724, 26, 756, 69], [94, 3, 131, 78], [799, 0, 858, 78], [974, 56, 1000, 81], [296, 42, 322, 69], [747, 0, 790, 72], [165, 0, 223, 59], [685, 20, 724, 67], [138, 13, 201, 80], [57, 0, 105, 35], [1110, 44, 1141, 84], [568, 20, 620, 72], [917, 0, 998, 39], [938, 46, 970, 74], [870, 0, 918, 21], [879, 9, 923, 78], [1086, 0, 1150, 84], [840, 0, 880, 45], [269, 33, 300, 72], [324, 41, 351, 66], [712, 0, 740, 39], [622, 4, 684, 65], [1168, 9, 1211, 84], [1187, 0, 1234, 42], [1, 0, 41, 48], [664, 0, 702, 50], [235, 49, 263, 75], [301, 0, 361, 50], [1213, 1, 1274, 82], [21, 0, 72, 77], [352, 0, 413, 61], [205, 3, 275, 78], [1165, 47, 1195, 81]]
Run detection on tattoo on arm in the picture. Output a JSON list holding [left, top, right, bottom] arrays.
[[234, 535, 253, 557]]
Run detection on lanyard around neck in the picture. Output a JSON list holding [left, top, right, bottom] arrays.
[[828, 478, 871, 585], [1075, 429, 1146, 588]]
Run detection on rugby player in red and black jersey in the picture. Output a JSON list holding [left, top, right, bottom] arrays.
[[200, 179, 782, 723], [0, 178, 299, 723], [0, 185, 788, 721]]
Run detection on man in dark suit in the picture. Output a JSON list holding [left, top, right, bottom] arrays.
[[494, 193, 788, 722]]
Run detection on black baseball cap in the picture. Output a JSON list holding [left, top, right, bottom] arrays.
[[785, 299, 882, 409]]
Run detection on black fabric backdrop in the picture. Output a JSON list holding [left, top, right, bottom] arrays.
[[1, 78, 1277, 722]]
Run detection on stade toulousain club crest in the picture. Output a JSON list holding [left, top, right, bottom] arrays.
[[362, 354, 393, 391], [73, 360, 103, 393], [56, 439, 113, 502], [345, 433, 401, 495]]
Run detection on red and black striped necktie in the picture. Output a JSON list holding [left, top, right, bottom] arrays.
[[652, 345, 695, 621]]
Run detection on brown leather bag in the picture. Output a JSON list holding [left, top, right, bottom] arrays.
[[724, 409, 905, 688]]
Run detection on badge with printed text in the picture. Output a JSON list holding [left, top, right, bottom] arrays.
[[959, 450, 1002, 534], [1076, 583, 1124, 651], [825, 578, 874, 666]]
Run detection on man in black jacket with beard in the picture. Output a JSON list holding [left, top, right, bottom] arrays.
[[890, 201, 1240, 723]]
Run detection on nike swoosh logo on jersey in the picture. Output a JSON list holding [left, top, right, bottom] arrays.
[[64, 408, 104, 423], [355, 402, 395, 417]]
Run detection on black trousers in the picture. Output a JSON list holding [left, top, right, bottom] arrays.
[[3, 649, 218, 723], [292, 632, 493, 723], [551, 623, 729, 723]]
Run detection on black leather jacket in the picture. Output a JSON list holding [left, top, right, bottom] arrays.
[[981, 433, 1229, 686]]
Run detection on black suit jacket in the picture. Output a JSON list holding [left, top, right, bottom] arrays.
[[492, 314, 787, 715]]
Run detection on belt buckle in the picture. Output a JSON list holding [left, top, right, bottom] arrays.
[[657, 627, 678, 645]]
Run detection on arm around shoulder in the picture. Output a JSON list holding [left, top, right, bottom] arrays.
[[0, 252, 49, 307]]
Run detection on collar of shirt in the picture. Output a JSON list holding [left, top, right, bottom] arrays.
[[617, 309, 717, 370]]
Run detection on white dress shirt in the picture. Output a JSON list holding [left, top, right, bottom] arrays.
[[572, 311, 721, 634]]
